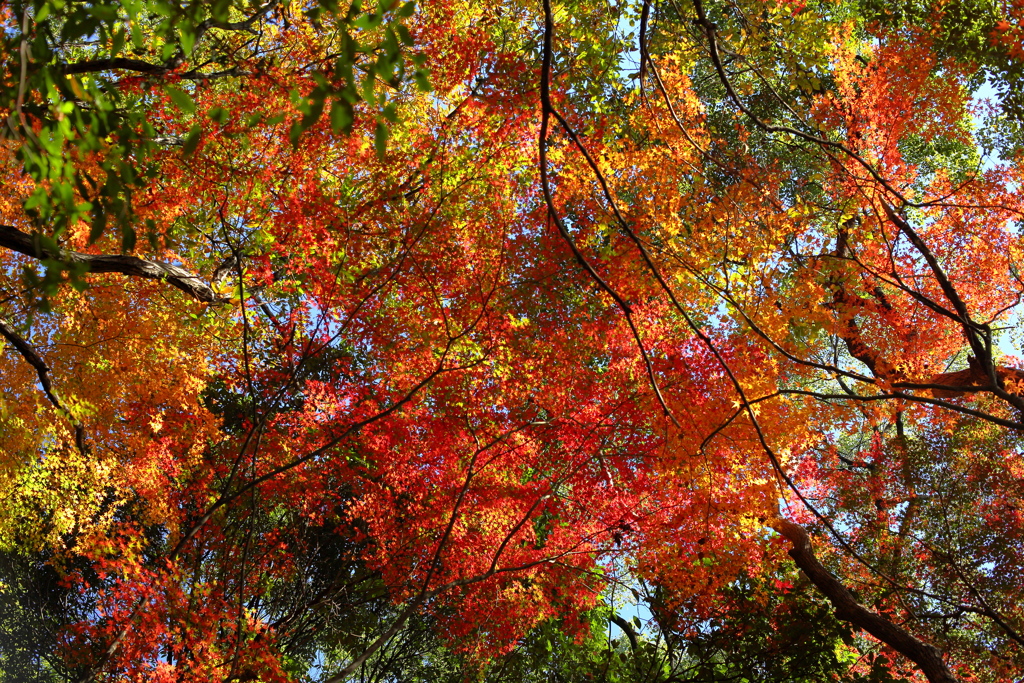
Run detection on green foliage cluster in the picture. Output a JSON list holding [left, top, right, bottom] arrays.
[[2, 0, 424, 297]]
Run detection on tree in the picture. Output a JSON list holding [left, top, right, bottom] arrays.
[[1, 0, 1023, 680]]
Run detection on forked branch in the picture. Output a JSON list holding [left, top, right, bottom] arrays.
[[827, 220, 1024, 405]]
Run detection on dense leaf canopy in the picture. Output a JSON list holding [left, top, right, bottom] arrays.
[[2, 0, 1024, 681]]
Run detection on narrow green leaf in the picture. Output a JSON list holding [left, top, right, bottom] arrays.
[[289, 120, 304, 147], [414, 69, 431, 92], [182, 125, 203, 156], [301, 94, 326, 130], [180, 22, 196, 55], [165, 85, 195, 114], [121, 224, 136, 253], [89, 204, 107, 244], [330, 99, 354, 134], [111, 25, 125, 56], [374, 121, 388, 159]]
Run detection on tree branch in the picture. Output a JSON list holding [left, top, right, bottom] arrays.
[[59, 57, 171, 76], [770, 517, 960, 683], [538, 0, 679, 427], [0, 315, 87, 453], [609, 613, 640, 652], [0, 224, 230, 303], [58, 1, 279, 77]]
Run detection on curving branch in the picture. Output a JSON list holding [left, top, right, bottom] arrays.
[[879, 202, 978, 337], [770, 517, 959, 683], [0, 224, 230, 304], [919, 359, 1024, 398], [609, 613, 640, 652], [0, 315, 87, 453], [688, 0, 926, 208], [60, 57, 172, 76]]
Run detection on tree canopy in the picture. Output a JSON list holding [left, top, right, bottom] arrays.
[[2, 0, 1024, 681]]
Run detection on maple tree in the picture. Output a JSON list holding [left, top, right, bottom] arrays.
[[2, 0, 1024, 681]]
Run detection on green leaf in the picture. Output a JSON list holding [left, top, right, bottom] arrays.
[[414, 68, 431, 92], [130, 18, 144, 49], [36, 234, 62, 257], [397, 23, 413, 46], [88, 204, 107, 244], [374, 121, 389, 159], [301, 93, 326, 130], [289, 120, 304, 147], [208, 106, 230, 125], [211, 0, 232, 22], [330, 99, 354, 134], [353, 12, 383, 30], [121, 224, 136, 253], [24, 188, 48, 212], [179, 21, 196, 55], [111, 25, 125, 57], [182, 125, 203, 156], [165, 85, 195, 114]]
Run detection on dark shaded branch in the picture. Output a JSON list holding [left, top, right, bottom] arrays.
[[923, 542, 1024, 649], [682, 260, 1024, 431], [775, 388, 1024, 430], [771, 518, 959, 683], [827, 220, 1024, 414], [191, 0, 280, 47], [60, 57, 170, 76], [322, 534, 601, 683], [880, 202, 976, 336], [0, 315, 86, 452], [826, 222, 904, 381], [59, 1, 279, 77], [638, 0, 652, 85], [921, 362, 1024, 398], [0, 224, 229, 303], [609, 613, 640, 652]]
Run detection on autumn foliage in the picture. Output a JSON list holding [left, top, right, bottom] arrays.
[[1, 0, 1024, 681]]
